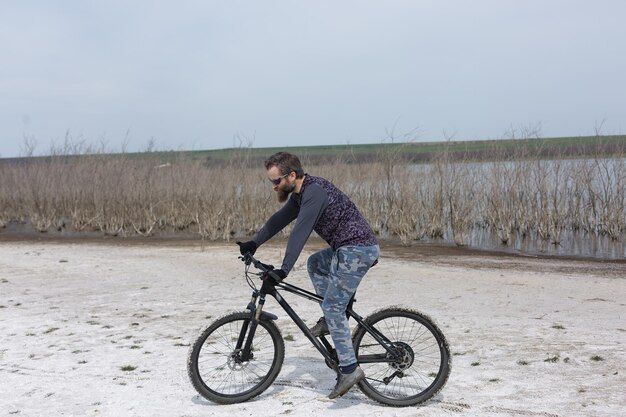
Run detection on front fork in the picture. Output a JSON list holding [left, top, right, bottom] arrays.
[[237, 291, 265, 362]]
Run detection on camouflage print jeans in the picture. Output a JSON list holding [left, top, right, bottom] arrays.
[[307, 245, 380, 367]]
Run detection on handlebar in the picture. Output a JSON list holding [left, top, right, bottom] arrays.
[[239, 252, 283, 282], [240, 252, 268, 271]]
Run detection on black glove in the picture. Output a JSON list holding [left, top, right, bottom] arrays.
[[236, 240, 257, 256], [263, 269, 287, 284]]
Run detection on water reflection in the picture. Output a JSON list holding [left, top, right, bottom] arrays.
[[464, 228, 625, 259]]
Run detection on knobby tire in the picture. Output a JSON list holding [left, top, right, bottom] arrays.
[[187, 312, 285, 404], [352, 307, 451, 407]]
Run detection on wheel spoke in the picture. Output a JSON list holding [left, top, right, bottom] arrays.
[[188, 313, 284, 403], [354, 309, 450, 405]]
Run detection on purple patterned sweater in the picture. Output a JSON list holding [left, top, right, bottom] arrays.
[[252, 175, 378, 273]]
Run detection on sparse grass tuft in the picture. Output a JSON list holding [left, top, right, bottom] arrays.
[[120, 365, 137, 371], [43, 327, 60, 334], [590, 355, 605, 362], [284, 334, 295, 342]]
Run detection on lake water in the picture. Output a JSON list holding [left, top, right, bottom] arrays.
[[405, 158, 626, 260], [462, 228, 625, 260]]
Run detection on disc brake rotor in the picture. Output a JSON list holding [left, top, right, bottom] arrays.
[[227, 350, 251, 371], [387, 342, 415, 371]]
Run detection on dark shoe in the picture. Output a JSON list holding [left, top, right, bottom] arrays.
[[310, 317, 329, 337], [328, 366, 365, 399]]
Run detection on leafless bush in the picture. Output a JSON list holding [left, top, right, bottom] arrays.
[[0, 140, 624, 248], [432, 140, 479, 246]]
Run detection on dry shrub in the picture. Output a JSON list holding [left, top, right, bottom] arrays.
[[0, 141, 624, 247]]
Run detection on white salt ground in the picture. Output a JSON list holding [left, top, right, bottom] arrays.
[[0, 241, 624, 417]]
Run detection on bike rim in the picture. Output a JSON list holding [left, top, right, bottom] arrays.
[[196, 318, 277, 397], [357, 314, 444, 400]]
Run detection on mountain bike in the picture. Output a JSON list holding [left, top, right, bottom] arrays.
[[187, 253, 451, 407]]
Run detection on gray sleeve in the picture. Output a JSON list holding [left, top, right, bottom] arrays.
[[281, 184, 328, 274], [252, 197, 299, 246]]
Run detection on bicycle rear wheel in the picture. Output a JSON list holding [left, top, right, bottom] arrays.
[[187, 311, 284, 404], [352, 307, 450, 407]]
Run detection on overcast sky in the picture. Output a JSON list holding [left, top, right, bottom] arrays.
[[1, 1, 625, 157]]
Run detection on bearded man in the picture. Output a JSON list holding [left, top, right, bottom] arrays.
[[237, 151, 379, 399]]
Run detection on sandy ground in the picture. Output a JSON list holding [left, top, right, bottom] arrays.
[[0, 241, 624, 417]]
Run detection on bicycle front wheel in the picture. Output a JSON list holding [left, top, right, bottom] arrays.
[[187, 311, 285, 404], [352, 307, 451, 407]]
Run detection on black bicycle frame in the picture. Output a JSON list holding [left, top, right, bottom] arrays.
[[239, 270, 403, 369]]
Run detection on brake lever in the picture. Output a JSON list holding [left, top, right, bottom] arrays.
[[239, 253, 272, 273], [239, 253, 253, 266]]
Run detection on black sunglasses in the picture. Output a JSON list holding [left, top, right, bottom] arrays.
[[269, 173, 289, 186]]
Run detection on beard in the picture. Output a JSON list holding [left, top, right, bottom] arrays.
[[276, 181, 296, 203]]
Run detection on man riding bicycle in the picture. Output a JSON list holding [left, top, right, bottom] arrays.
[[237, 152, 379, 399]]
